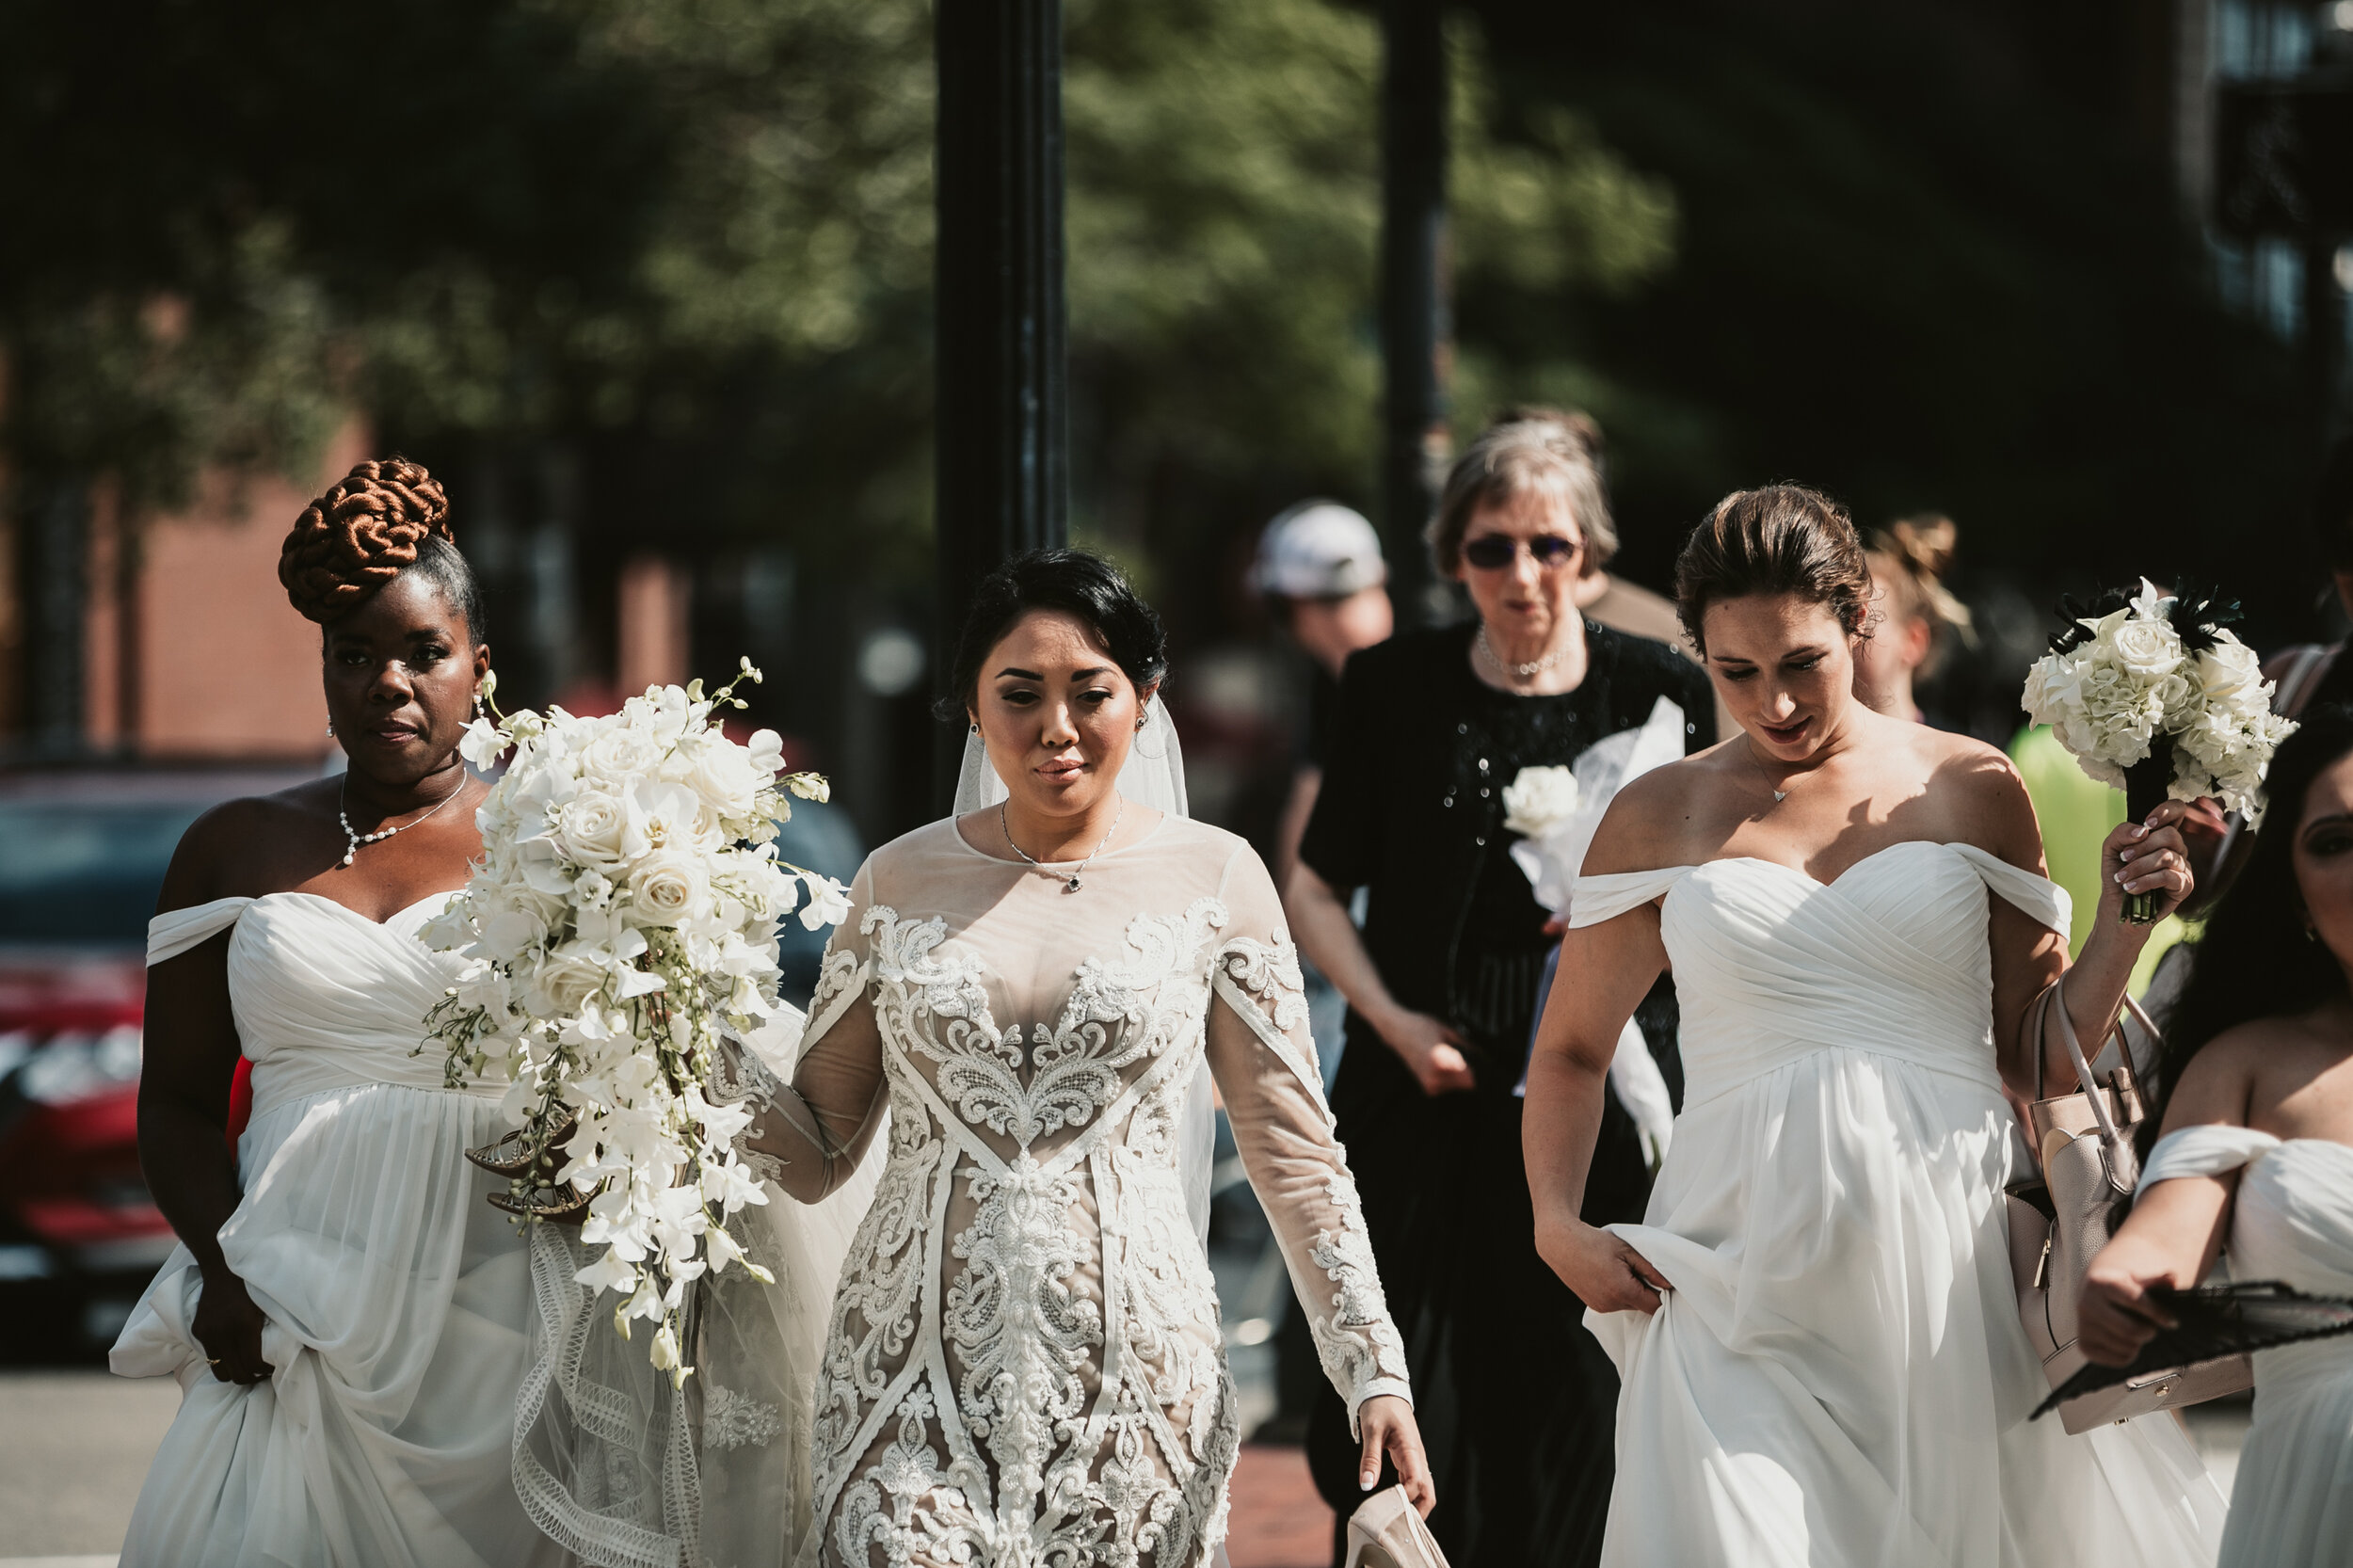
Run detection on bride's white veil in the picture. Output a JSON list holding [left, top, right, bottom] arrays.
[[954, 695, 1214, 1247]]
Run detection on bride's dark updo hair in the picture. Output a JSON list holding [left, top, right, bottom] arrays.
[[1673, 484, 1872, 655], [278, 456, 485, 639], [937, 549, 1169, 722]]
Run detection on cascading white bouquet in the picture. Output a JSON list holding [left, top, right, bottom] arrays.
[[2022, 578, 2296, 921], [422, 662, 847, 1384]]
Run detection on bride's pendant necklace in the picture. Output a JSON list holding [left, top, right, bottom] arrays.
[[1001, 797, 1126, 892], [1748, 744, 1794, 804], [1476, 625, 1572, 681], [339, 770, 468, 867]]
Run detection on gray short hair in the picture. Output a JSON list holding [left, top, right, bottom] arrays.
[[1426, 408, 1618, 575]]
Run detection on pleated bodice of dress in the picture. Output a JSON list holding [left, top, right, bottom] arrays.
[[2141, 1127, 2353, 1566], [1567, 839, 2225, 1568], [112, 892, 559, 1568], [1631, 840, 2026, 1104]]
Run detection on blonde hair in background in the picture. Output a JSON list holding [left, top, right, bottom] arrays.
[[1427, 406, 1618, 575], [1865, 514, 1976, 677]]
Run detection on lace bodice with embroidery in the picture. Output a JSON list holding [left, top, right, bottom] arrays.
[[735, 815, 1410, 1568]]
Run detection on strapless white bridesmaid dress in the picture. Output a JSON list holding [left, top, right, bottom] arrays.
[[2140, 1126, 2353, 1566], [1568, 840, 2224, 1567], [109, 892, 564, 1568]]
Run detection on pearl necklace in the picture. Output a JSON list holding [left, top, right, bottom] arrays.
[[1476, 625, 1572, 680], [339, 770, 468, 867], [1000, 797, 1126, 893]]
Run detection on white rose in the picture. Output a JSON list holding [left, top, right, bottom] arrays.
[[2105, 616, 2184, 680], [628, 850, 711, 929], [2194, 637, 2263, 704], [585, 726, 661, 783], [1501, 766, 1580, 839], [530, 950, 610, 1017], [683, 740, 760, 818], [559, 791, 642, 866]]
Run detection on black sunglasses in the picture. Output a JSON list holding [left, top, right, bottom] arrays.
[[1461, 534, 1580, 570]]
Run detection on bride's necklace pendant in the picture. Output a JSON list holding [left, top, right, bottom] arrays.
[[1001, 797, 1125, 893], [1772, 788, 1789, 803]]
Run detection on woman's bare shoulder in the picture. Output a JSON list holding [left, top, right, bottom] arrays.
[[159, 779, 338, 910], [1915, 727, 2042, 867], [1582, 745, 1737, 877]]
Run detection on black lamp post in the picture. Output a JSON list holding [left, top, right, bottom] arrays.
[[1380, 0, 1450, 625], [934, 0, 1070, 808]]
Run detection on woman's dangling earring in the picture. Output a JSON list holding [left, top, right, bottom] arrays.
[[473, 694, 486, 720], [326, 717, 335, 738], [970, 723, 979, 735], [2306, 921, 2321, 944]]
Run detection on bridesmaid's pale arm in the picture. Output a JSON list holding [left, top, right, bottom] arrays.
[[1524, 796, 1678, 1315], [1985, 780, 2198, 1097]]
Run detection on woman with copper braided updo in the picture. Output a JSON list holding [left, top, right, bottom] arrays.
[[109, 460, 568, 1566]]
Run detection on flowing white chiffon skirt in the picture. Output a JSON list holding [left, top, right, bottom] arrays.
[[112, 893, 564, 1568], [1569, 843, 2225, 1568]]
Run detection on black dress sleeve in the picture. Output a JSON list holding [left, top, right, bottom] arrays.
[[1680, 656, 1718, 752], [1297, 645, 1385, 891]]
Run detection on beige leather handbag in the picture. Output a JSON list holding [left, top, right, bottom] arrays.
[[2008, 971, 2251, 1433], [1344, 1485, 1449, 1568]]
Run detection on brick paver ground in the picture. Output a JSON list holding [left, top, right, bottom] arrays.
[[1225, 1443, 1336, 1568]]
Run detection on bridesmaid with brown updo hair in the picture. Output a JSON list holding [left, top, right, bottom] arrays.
[[110, 460, 569, 1566]]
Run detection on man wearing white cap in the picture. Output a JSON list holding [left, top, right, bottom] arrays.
[[1252, 500, 1396, 888]]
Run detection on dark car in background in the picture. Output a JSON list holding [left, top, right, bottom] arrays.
[[0, 767, 312, 1349], [0, 765, 867, 1352]]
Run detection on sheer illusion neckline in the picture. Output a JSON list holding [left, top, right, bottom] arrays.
[[947, 808, 1172, 868]]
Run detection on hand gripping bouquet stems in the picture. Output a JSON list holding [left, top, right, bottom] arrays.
[[2021, 579, 2296, 923], [423, 661, 847, 1384]]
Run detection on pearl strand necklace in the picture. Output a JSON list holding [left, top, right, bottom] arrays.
[[1476, 625, 1572, 680], [339, 771, 468, 867]]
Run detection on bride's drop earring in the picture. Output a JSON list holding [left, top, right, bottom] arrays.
[[326, 717, 335, 738]]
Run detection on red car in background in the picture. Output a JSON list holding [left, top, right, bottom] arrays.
[[0, 765, 311, 1351]]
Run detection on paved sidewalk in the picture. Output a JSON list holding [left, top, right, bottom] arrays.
[[1227, 1444, 1336, 1568], [0, 1369, 175, 1561]]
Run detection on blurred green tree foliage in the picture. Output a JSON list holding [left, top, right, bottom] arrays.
[[0, 0, 1669, 578]]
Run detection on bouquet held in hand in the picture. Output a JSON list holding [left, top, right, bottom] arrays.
[[2021, 579, 2294, 922], [424, 662, 844, 1383]]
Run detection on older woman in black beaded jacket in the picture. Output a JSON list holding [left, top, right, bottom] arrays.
[[1285, 410, 1712, 1568]]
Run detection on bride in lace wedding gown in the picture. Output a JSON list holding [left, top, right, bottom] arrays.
[[730, 552, 1429, 1567], [1525, 488, 2225, 1567]]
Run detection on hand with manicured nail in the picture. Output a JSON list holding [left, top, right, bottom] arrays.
[[1354, 1393, 1435, 1516]]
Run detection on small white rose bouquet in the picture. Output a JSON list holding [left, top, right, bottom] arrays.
[[2021, 578, 2296, 922], [423, 662, 844, 1384]]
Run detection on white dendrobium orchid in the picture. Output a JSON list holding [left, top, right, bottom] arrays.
[[424, 663, 840, 1385]]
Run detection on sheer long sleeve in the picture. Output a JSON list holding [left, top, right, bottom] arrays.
[[1205, 847, 1412, 1432], [717, 862, 889, 1204]]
